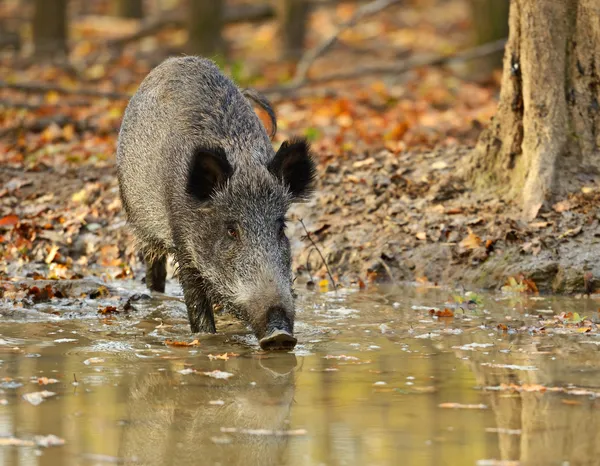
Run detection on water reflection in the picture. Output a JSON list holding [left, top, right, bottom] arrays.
[[0, 283, 599, 465], [119, 354, 297, 466]]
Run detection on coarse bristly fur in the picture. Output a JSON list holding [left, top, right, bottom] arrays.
[[116, 56, 316, 342]]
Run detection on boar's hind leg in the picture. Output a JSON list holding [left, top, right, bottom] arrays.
[[180, 271, 216, 334], [144, 251, 167, 293]]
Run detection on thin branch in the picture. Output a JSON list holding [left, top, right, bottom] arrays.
[[299, 219, 336, 290], [291, 0, 402, 86], [107, 4, 275, 50], [0, 80, 129, 100], [260, 38, 507, 98]]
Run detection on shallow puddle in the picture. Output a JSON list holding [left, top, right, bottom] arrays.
[[1, 280, 600, 466]]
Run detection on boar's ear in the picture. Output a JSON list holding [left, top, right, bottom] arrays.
[[187, 146, 233, 202], [269, 139, 316, 201]]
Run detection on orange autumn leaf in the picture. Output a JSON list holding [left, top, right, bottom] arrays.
[[165, 339, 200, 347], [98, 306, 118, 315], [0, 214, 19, 227], [208, 352, 239, 361], [429, 308, 454, 318], [459, 229, 482, 249]]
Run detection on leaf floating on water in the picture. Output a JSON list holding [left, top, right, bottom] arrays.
[[208, 352, 239, 361], [481, 363, 538, 371], [220, 427, 307, 436], [177, 368, 196, 375], [452, 343, 494, 351], [0, 437, 35, 447], [323, 354, 359, 361], [35, 434, 66, 447], [209, 400, 225, 405], [37, 377, 59, 385], [83, 358, 105, 365], [164, 339, 200, 347], [22, 390, 56, 406], [429, 308, 454, 318], [203, 370, 234, 380], [438, 403, 488, 410], [484, 428, 521, 435]]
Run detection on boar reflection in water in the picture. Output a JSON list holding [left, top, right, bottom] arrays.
[[121, 355, 298, 466]]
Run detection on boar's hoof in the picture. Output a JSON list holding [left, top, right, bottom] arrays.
[[259, 329, 297, 351]]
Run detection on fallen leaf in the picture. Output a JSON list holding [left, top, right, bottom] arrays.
[[203, 370, 234, 379], [459, 229, 482, 249], [165, 339, 200, 347], [552, 199, 571, 212], [83, 358, 105, 365], [22, 390, 56, 406], [438, 403, 488, 409], [45, 244, 59, 264], [0, 214, 19, 227], [37, 377, 59, 385], [220, 427, 306, 436], [34, 434, 65, 447], [429, 308, 454, 318], [208, 352, 239, 361], [0, 437, 35, 446], [98, 305, 118, 315]]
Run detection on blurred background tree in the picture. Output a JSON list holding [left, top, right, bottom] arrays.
[[187, 0, 225, 57], [32, 0, 68, 58], [467, 0, 508, 76], [112, 0, 144, 19]]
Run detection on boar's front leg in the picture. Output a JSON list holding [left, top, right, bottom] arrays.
[[144, 250, 167, 293], [179, 269, 216, 334]]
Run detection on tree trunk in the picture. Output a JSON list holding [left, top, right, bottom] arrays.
[[186, 0, 224, 58], [32, 0, 68, 59], [467, 0, 600, 219], [468, 0, 509, 74], [112, 0, 145, 19], [276, 0, 309, 61]]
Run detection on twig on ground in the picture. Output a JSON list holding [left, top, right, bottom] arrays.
[[0, 80, 129, 100], [291, 0, 402, 87], [299, 219, 336, 290], [306, 248, 316, 286]]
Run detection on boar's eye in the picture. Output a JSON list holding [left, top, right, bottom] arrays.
[[226, 225, 239, 240]]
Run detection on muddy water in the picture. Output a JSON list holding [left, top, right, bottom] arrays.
[[1, 281, 600, 466]]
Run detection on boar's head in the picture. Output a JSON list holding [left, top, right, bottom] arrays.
[[178, 139, 316, 350]]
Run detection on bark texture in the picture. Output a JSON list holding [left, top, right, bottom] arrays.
[[186, 0, 224, 58], [32, 0, 68, 58], [468, 0, 600, 219], [276, 0, 309, 60]]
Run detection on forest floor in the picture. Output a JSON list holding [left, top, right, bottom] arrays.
[[1, 0, 598, 295]]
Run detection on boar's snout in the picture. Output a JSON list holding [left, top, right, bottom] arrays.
[[259, 306, 297, 351]]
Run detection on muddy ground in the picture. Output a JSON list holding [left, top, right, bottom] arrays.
[[1, 144, 598, 296]]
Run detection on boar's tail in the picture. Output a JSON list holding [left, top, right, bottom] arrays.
[[242, 88, 277, 140]]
